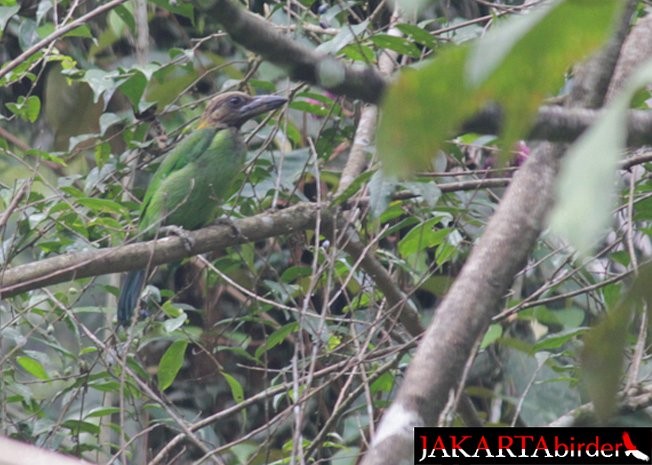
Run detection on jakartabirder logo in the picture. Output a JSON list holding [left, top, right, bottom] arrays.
[[414, 427, 651, 464]]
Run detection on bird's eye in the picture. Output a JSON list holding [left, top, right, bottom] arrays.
[[228, 96, 243, 107]]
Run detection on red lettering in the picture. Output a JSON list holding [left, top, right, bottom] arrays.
[[514, 436, 533, 457], [602, 443, 613, 457], [497, 436, 516, 457], [476, 436, 490, 451], [432, 436, 446, 451], [514, 435, 534, 449], [614, 442, 623, 455], [534, 436, 549, 450], [585, 438, 600, 457], [498, 435, 513, 450]]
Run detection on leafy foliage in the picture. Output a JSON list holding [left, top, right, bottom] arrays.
[[1, 0, 652, 464]]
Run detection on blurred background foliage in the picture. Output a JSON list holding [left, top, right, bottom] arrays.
[[1, 0, 652, 464]]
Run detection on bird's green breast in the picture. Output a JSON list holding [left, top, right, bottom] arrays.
[[138, 127, 246, 236]]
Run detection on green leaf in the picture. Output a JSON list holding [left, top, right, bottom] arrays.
[[630, 262, 652, 311], [94, 142, 111, 168], [592, 263, 652, 395], [23, 95, 41, 122], [395, 23, 437, 49], [370, 371, 394, 394], [0, 50, 42, 86], [532, 327, 587, 352], [0, 5, 19, 32], [84, 69, 115, 103], [85, 407, 121, 418], [340, 43, 375, 62], [35, 1, 50, 24], [161, 301, 187, 326], [5, 95, 41, 122], [551, 59, 652, 255], [332, 170, 375, 207], [581, 302, 631, 421], [326, 334, 342, 352], [62, 419, 100, 435], [114, 4, 136, 33], [476, 0, 622, 155], [64, 24, 93, 39], [119, 67, 152, 109], [467, 3, 556, 85], [17, 17, 37, 50], [379, 0, 622, 175], [290, 100, 331, 117], [316, 20, 369, 54], [99, 112, 122, 136], [370, 34, 421, 58], [255, 322, 299, 359], [398, 218, 449, 257], [157, 340, 188, 391], [150, 0, 194, 22], [519, 306, 585, 329], [36, 23, 54, 38], [403, 180, 441, 208], [16, 355, 49, 380], [367, 171, 396, 218], [77, 197, 128, 215], [280, 265, 312, 283], [26, 148, 65, 165], [379, 45, 477, 174], [480, 323, 503, 349], [221, 372, 244, 403], [634, 196, 652, 221]]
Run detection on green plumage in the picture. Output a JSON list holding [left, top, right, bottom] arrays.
[[117, 91, 286, 325], [138, 127, 245, 236]]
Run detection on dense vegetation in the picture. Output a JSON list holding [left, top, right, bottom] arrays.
[[1, 1, 652, 464]]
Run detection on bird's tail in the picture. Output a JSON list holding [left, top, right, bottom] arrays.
[[117, 269, 146, 326]]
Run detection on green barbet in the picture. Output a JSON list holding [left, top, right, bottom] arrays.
[[118, 91, 286, 325]]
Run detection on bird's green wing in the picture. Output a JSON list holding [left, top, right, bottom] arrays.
[[138, 127, 216, 232]]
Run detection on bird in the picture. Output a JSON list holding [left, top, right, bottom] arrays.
[[117, 91, 287, 326]]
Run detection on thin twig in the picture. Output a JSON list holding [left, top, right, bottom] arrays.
[[0, 0, 129, 81]]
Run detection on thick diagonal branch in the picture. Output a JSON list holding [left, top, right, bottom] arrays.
[[0, 204, 319, 297], [212, 0, 387, 103], [358, 2, 637, 464]]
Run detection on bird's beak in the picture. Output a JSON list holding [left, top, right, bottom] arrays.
[[238, 95, 287, 123]]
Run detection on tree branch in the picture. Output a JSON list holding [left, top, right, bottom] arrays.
[[0, 436, 96, 465], [211, 0, 652, 149], [0, 202, 422, 337], [462, 104, 652, 147], [358, 2, 637, 464], [8, 0, 650, 150], [0, 0, 130, 82], [0, 203, 320, 297], [212, 0, 388, 103]]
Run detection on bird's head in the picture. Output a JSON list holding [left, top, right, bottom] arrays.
[[197, 91, 287, 129]]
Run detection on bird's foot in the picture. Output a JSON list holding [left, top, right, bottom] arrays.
[[159, 225, 195, 251], [213, 217, 246, 241]]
